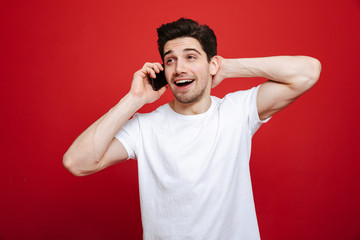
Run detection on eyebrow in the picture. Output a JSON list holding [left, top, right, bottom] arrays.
[[164, 48, 202, 57]]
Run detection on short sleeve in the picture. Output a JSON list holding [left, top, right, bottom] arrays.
[[115, 114, 140, 160], [249, 85, 271, 135], [224, 85, 270, 136]]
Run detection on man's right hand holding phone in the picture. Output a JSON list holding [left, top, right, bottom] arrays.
[[129, 62, 168, 105]]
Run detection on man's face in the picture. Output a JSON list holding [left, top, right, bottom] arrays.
[[163, 37, 213, 104]]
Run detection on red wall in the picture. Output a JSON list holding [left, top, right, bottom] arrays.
[[1, 0, 359, 239]]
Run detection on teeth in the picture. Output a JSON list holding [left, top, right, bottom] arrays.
[[175, 80, 193, 84]]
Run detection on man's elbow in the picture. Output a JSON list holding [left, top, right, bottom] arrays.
[[304, 57, 322, 86], [309, 57, 322, 83], [63, 153, 90, 177], [294, 57, 322, 92]]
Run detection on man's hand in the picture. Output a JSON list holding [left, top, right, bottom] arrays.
[[130, 62, 167, 104]]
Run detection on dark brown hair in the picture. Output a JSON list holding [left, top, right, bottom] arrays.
[[157, 18, 217, 62]]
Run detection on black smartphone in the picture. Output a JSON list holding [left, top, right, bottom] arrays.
[[150, 65, 167, 91]]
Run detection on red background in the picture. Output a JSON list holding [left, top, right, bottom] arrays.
[[1, 0, 359, 239]]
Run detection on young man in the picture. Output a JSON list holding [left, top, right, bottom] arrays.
[[63, 18, 321, 239]]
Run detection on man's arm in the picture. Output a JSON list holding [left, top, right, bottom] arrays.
[[63, 63, 167, 176], [212, 56, 321, 120]]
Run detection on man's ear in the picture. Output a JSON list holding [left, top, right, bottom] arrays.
[[209, 56, 220, 76]]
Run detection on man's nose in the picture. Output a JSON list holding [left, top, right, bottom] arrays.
[[175, 60, 187, 74]]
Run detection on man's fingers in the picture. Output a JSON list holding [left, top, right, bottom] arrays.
[[140, 66, 156, 79], [147, 68, 157, 79], [153, 62, 163, 73], [142, 62, 163, 78]]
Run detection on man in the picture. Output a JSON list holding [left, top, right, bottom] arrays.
[[63, 18, 321, 239]]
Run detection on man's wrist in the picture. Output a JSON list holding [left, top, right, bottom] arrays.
[[224, 58, 259, 79], [119, 92, 146, 112], [221, 58, 233, 79], [219, 58, 238, 79]]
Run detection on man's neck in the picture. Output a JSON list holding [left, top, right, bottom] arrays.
[[169, 96, 212, 115]]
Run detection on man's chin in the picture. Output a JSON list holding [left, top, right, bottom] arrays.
[[170, 83, 210, 105], [173, 91, 204, 105]]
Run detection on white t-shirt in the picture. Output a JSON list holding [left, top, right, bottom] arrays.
[[116, 86, 269, 240]]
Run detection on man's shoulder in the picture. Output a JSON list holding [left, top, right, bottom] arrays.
[[135, 103, 170, 121], [224, 86, 258, 99], [216, 86, 259, 105]]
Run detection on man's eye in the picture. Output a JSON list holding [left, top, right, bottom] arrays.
[[166, 58, 174, 64], [187, 55, 196, 60]]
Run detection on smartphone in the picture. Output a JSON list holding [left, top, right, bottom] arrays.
[[150, 65, 167, 91]]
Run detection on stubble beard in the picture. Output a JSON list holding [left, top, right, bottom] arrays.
[[174, 87, 207, 104]]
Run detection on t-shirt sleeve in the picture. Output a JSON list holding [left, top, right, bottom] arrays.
[[248, 85, 271, 135], [114, 114, 140, 160], [224, 85, 270, 135]]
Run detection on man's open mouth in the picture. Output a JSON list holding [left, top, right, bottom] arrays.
[[174, 79, 194, 87]]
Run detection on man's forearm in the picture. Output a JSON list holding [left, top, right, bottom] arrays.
[[63, 62, 167, 176], [63, 93, 145, 175], [222, 56, 321, 86]]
